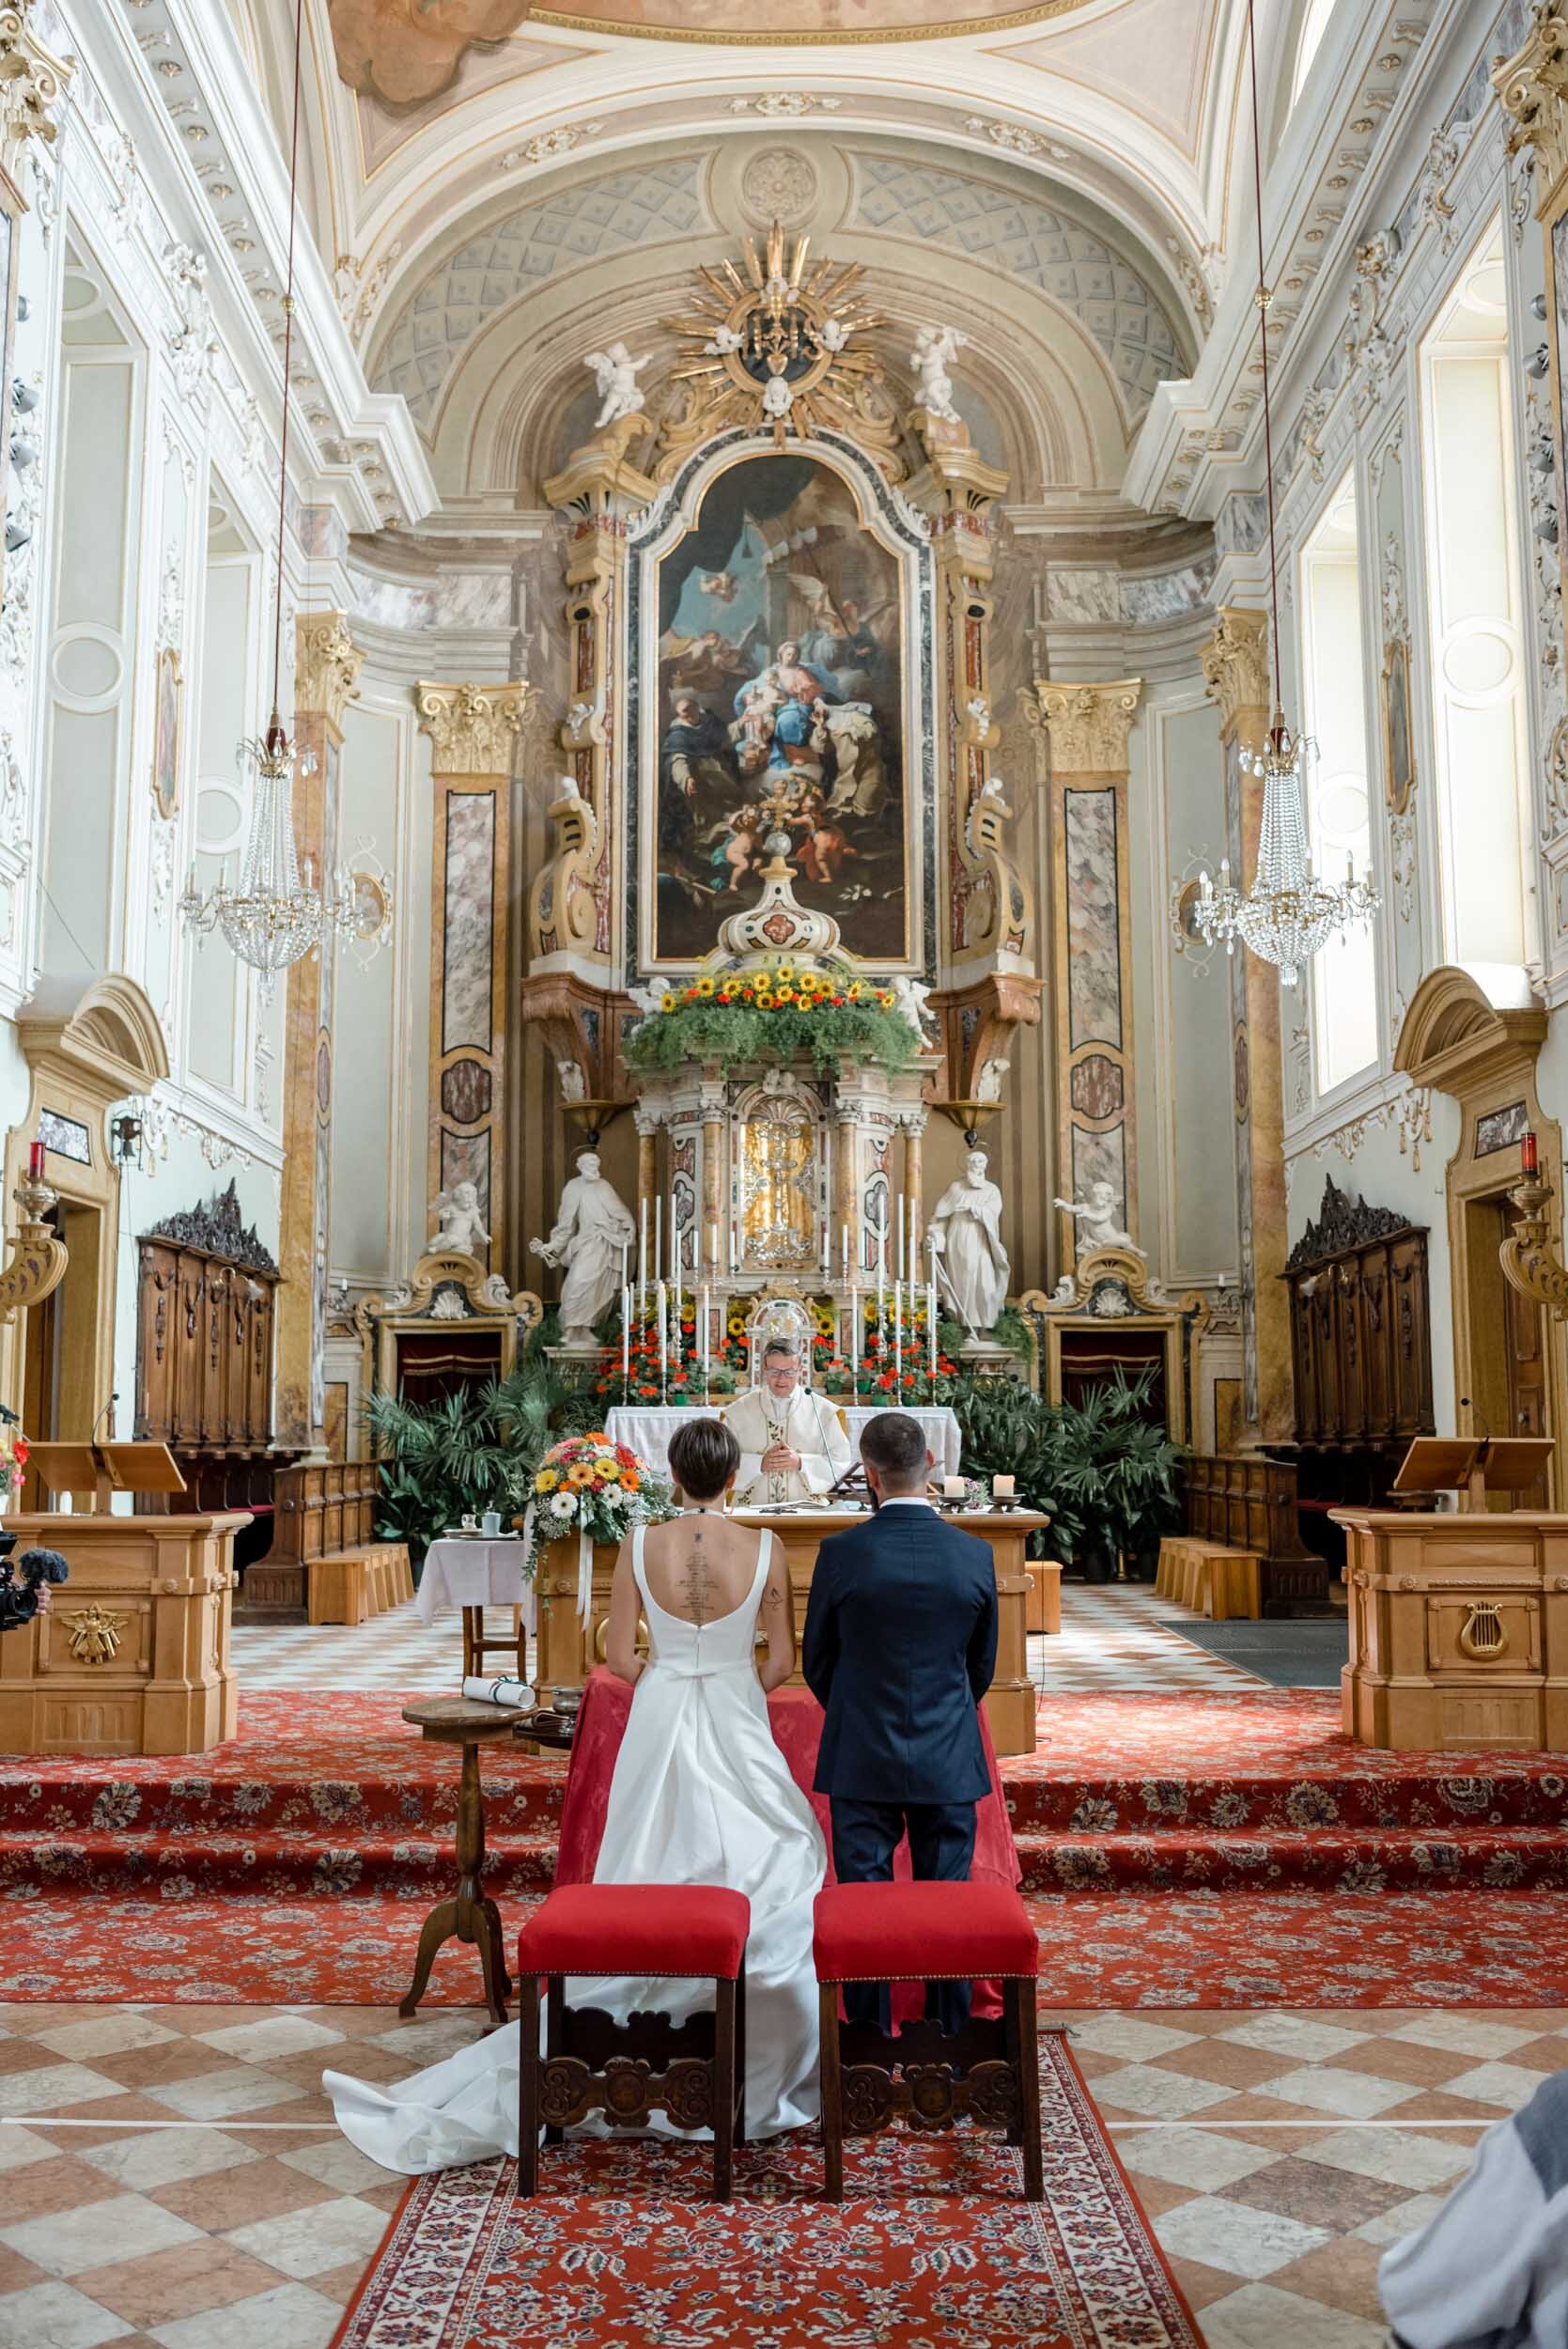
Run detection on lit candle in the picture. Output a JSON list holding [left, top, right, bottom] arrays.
[[27, 1140, 44, 1181], [895, 1190, 906, 1281], [993, 1473, 1016, 1501], [928, 1276, 937, 1389], [654, 1194, 662, 1296], [1522, 1128, 1539, 1175], [893, 1280, 903, 1386], [658, 1280, 668, 1389]]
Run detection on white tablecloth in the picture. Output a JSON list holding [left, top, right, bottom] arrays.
[[417, 1538, 536, 1627], [607, 1404, 963, 1481]]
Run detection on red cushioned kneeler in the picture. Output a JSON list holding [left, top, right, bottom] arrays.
[[516, 1884, 750, 2203], [812, 1880, 1044, 2204]]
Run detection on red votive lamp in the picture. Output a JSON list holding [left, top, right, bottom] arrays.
[[1521, 1129, 1539, 1175], [26, 1140, 45, 1180]]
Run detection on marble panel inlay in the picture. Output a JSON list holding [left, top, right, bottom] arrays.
[[441, 1128, 491, 1223], [1064, 787, 1123, 1053], [442, 793, 496, 1057]]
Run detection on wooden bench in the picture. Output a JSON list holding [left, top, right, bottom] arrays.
[[1025, 1558, 1063, 1634], [307, 1542, 414, 1627], [1156, 1534, 1262, 1622]]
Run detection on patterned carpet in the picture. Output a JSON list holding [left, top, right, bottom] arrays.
[[4, 1689, 1568, 2006], [331, 2034, 1204, 2349]]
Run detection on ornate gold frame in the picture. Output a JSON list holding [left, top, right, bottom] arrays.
[[1379, 634, 1415, 816], [151, 644, 182, 821]]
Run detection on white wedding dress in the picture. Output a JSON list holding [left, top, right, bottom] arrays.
[[325, 1522, 827, 2173]]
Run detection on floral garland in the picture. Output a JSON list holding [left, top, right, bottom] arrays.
[[623, 961, 920, 1076]]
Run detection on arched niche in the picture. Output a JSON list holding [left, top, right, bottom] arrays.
[[7, 974, 170, 1438], [1395, 966, 1565, 1499]]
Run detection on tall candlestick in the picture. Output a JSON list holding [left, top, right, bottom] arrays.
[[877, 1226, 886, 1351], [821, 1221, 831, 1283], [928, 1276, 938, 1392], [893, 1279, 903, 1386], [895, 1191, 905, 1281], [668, 1190, 676, 1284], [851, 1284, 861, 1374], [621, 1284, 630, 1390], [658, 1281, 668, 1397], [841, 1223, 849, 1285], [908, 1193, 918, 1276], [654, 1195, 662, 1297], [639, 1198, 648, 1319]]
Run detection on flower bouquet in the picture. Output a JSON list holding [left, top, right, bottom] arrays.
[[622, 960, 920, 1077], [520, 1434, 675, 1615]]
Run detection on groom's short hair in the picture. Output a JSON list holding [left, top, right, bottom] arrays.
[[860, 1410, 928, 1489]]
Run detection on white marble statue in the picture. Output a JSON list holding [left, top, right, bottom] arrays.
[[762, 371, 795, 419], [909, 323, 968, 423], [555, 1057, 586, 1104], [530, 1151, 637, 1347], [818, 317, 851, 353], [428, 1180, 490, 1257], [891, 973, 937, 1043], [1054, 1179, 1145, 1260], [928, 1149, 1009, 1334], [585, 342, 652, 428]]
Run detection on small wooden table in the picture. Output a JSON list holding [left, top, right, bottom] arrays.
[[399, 1697, 517, 2025]]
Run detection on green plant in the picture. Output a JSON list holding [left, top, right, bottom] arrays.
[[622, 963, 919, 1078], [951, 1365, 1183, 1573], [363, 1361, 573, 1563]]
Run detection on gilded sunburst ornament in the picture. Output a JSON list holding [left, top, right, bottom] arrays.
[[660, 222, 897, 462]]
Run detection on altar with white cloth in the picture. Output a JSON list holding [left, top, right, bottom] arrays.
[[606, 1403, 963, 1482]]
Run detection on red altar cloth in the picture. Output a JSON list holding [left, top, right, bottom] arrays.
[[553, 1669, 1020, 2021]]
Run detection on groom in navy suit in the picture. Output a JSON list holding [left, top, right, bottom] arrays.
[[801, 1409, 999, 2032]]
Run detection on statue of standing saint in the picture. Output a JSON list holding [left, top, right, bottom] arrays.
[[529, 1151, 636, 1349], [927, 1149, 1010, 1335]]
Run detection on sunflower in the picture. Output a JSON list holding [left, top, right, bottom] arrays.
[[775, 985, 796, 1003], [846, 982, 864, 1002], [773, 962, 795, 983], [660, 992, 675, 1013], [695, 976, 716, 997], [754, 990, 776, 1010]]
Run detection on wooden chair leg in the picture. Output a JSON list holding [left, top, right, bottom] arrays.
[[545, 1976, 566, 2146], [818, 1981, 844, 2203], [1017, 1984, 1044, 2202], [712, 1977, 736, 2202], [1002, 1976, 1024, 2144], [517, 1974, 540, 2197], [734, 1965, 748, 2150]]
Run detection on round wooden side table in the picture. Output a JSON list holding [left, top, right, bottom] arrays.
[[399, 1696, 517, 2028]]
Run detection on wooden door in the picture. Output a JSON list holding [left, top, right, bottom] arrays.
[[1469, 1195, 1550, 1507]]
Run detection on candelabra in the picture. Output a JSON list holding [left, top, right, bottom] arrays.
[[0, 1165, 67, 1325], [1502, 1132, 1568, 1316]]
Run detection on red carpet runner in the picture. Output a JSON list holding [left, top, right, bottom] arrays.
[[331, 2036, 1203, 2349], [4, 1690, 1567, 2005]]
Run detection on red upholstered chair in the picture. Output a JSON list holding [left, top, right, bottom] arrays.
[[516, 1883, 751, 2201], [812, 1881, 1043, 2201]]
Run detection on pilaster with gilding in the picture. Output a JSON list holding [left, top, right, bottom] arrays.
[[1033, 678, 1143, 1267], [415, 680, 529, 1281], [1495, 9, 1568, 219]]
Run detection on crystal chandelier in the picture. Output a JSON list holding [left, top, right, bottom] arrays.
[[180, 0, 372, 1000], [1198, 715, 1379, 988], [1194, 0, 1379, 987], [180, 723, 356, 1000]]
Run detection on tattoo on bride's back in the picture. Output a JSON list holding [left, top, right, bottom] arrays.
[[680, 1525, 716, 1626]]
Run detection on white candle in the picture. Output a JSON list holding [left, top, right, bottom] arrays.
[[709, 1220, 720, 1271], [821, 1222, 831, 1282], [841, 1223, 849, 1284], [893, 1279, 903, 1385], [877, 1227, 885, 1349], [658, 1281, 667, 1387], [851, 1284, 861, 1369], [622, 1284, 630, 1388], [639, 1198, 648, 1315], [908, 1194, 918, 1272], [654, 1194, 662, 1295], [668, 1190, 676, 1284], [928, 1277, 937, 1386], [701, 1283, 710, 1371], [895, 1190, 906, 1281], [993, 1473, 1016, 1500]]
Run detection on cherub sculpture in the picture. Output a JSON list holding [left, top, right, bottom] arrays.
[[1053, 1179, 1145, 1260], [429, 1180, 491, 1258], [585, 342, 651, 428], [909, 323, 968, 424]]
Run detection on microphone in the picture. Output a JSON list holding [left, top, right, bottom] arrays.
[[92, 1392, 119, 1441], [1460, 1395, 1490, 1441]]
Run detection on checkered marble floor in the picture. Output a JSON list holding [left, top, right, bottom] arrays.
[[0, 1999, 1554, 2349], [229, 1584, 1262, 1696]]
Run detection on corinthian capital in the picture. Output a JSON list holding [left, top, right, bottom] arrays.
[[1494, 9, 1568, 214], [1033, 678, 1142, 774], [416, 680, 530, 776], [1201, 607, 1271, 739], [0, 4, 71, 157], [294, 613, 363, 732]]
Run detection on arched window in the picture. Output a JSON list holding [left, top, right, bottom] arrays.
[[1298, 470, 1378, 1091], [1417, 218, 1534, 979], [1292, 0, 1338, 103]]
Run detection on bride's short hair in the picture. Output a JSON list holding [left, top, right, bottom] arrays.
[[668, 1415, 741, 1502]]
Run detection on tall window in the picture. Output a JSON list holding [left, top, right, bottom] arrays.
[[1419, 219, 1533, 976], [1298, 470, 1378, 1090], [1291, 0, 1338, 103]]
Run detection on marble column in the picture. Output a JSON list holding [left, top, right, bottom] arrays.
[[1034, 679, 1143, 1265], [1201, 606, 1292, 1444], [415, 681, 529, 1278], [275, 614, 362, 1452]]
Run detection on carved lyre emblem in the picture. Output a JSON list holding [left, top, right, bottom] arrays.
[[1458, 1602, 1507, 1661]]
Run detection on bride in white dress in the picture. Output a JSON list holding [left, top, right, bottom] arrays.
[[325, 1416, 827, 2172]]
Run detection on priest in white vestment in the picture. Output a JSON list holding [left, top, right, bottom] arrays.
[[722, 1340, 852, 1505]]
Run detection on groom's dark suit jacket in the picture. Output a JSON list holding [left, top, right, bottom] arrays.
[[801, 1501, 999, 1805]]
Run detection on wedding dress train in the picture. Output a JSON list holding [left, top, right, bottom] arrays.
[[325, 1523, 827, 2172]]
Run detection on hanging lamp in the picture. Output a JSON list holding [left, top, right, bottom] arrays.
[[180, 0, 358, 999], [1194, 0, 1379, 988]]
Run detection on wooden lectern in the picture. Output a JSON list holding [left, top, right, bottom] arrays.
[[0, 1440, 251, 1757], [1391, 1436, 1554, 1515], [1334, 1433, 1567, 1753]]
